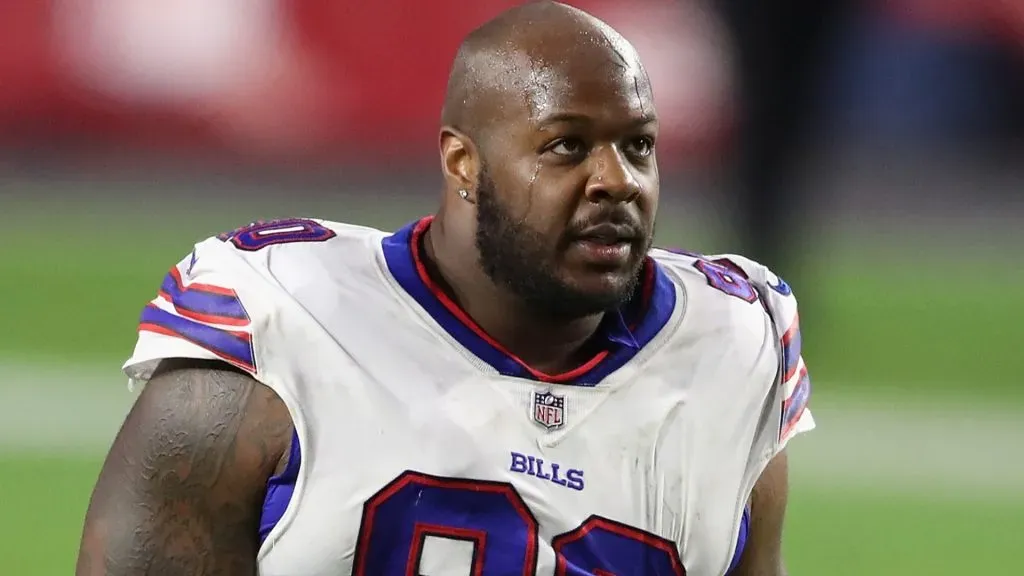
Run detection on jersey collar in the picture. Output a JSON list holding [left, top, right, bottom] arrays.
[[381, 217, 676, 386]]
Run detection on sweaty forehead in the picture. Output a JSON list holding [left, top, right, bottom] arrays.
[[472, 26, 653, 126]]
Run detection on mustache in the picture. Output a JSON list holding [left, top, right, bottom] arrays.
[[566, 208, 647, 240]]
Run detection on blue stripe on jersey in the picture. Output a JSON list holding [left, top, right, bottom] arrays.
[[259, 431, 302, 544], [138, 305, 255, 371], [726, 507, 751, 574], [782, 326, 802, 380], [783, 370, 811, 427], [380, 218, 677, 386], [159, 268, 250, 323]]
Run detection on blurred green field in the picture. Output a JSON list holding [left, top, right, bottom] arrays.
[[2, 202, 1022, 574]]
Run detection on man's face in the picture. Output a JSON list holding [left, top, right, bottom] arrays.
[[474, 48, 660, 319]]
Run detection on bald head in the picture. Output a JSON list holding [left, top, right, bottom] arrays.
[[440, 1, 650, 141]]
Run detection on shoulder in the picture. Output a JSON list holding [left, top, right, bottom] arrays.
[[650, 248, 803, 381], [649, 248, 799, 326], [168, 216, 386, 302], [167, 218, 384, 282], [214, 218, 386, 268], [216, 218, 384, 251], [125, 217, 383, 386], [650, 248, 815, 449], [659, 249, 814, 445], [219, 218, 390, 296]]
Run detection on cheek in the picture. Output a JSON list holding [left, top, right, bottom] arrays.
[[526, 183, 582, 238], [644, 187, 659, 216], [515, 164, 580, 224], [638, 177, 659, 217], [492, 156, 545, 208]]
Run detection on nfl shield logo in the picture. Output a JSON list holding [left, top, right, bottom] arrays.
[[533, 390, 565, 430]]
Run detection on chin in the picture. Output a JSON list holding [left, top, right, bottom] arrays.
[[566, 271, 638, 307]]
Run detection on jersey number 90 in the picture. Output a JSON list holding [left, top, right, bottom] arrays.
[[353, 471, 686, 575], [218, 219, 337, 251]]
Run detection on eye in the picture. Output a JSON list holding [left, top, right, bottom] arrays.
[[627, 136, 655, 159], [547, 138, 586, 157]]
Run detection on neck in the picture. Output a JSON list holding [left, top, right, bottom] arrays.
[[424, 215, 605, 374]]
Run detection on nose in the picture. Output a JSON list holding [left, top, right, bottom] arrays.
[[584, 145, 642, 204]]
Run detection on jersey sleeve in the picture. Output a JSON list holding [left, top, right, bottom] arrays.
[[122, 238, 261, 390], [705, 254, 816, 449]]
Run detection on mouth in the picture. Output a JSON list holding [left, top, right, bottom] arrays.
[[573, 223, 639, 246], [569, 223, 640, 266]]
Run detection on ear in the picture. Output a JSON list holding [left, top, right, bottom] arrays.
[[439, 127, 479, 192]]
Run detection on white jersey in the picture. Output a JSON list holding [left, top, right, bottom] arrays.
[[124, 217, 814, 576]]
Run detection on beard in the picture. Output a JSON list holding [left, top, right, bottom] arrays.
[[474, 165, 647, 320]]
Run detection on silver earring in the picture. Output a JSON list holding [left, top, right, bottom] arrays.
[[458, 189, 470, 200]]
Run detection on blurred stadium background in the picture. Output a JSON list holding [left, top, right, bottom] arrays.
[[1, 0, 1022, 574]]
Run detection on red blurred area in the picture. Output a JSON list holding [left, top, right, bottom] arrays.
[[881, 0, 1024, 45], [0, 0, 735, 168]]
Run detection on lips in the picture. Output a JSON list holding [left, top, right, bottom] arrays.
[[574, 223, 638, 245], [568, 222, 641, 266]]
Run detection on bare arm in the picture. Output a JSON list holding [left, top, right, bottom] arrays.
[[731, 450, 791, 576], [76, 359, 293, 575]]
